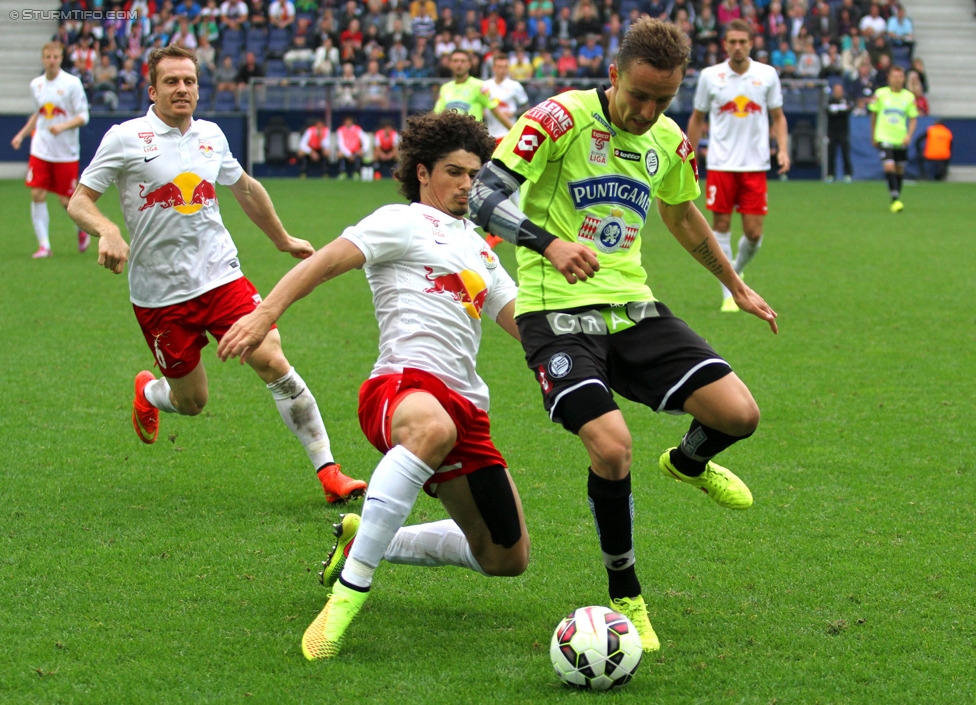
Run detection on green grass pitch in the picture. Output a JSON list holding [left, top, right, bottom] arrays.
[[1, 177, 973, 703]]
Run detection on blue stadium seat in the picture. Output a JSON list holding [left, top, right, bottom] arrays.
[[198, 84, 215, 111], [892, 45, 912, 69], [221, 28, 244, 56], [288, 58, 313, 75], [266, 58, 288, 77], [117, 89, 139, 112], [245, 27, 269, 59], [214, 89, 238, 111], [267, 27, 292, 57]]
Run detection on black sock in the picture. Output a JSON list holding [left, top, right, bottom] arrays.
[[896, 173, 904, 194], [886, 173, 900, 198], [671, 420, 753, 476], [587, 469, 640, 600]]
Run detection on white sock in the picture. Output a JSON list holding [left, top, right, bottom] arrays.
[[715, 230, 733, 298], [385, 518, 486, 575], [31, 202, 50, 249], [144, 377, 178, 413], [341, 445, 435, 589], [734, 235, 762, 274], [267, 367, 333, 470]]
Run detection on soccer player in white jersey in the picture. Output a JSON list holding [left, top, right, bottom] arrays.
[[67, 45, 366, 504], [687, 19, 790, 312], [10, 42, 91, 259], [217, 111, 530, 660]]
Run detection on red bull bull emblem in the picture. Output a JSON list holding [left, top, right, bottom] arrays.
[[423, 266, 488, 319], [719, 96, 764, 118], [39, 102, 67, 119], [139, 172, 216, 214], [198, 140, 214, 158]]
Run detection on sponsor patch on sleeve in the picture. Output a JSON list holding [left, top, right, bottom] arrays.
[[675, 133, 694, 162], [513, 124, 545, 162], [524, 99, 574, 141]]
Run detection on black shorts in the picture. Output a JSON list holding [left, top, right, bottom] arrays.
[[516, 301, 732, 432], [878, 144, 908, 164]]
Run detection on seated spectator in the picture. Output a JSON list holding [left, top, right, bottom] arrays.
[[509, 19, 532, 53], [533, 49, 558, 81], [220, 0, 248, 31], [694, 5, 718, 48], [269, 0, 296, 29], [459, 25, 486, 60], [874, 52, 891, 88], [806, 1, 837, 45], [199, 0, 221, 41], [573, 1, 603, 43], [235, 51, 265, 90], [434, 29, 457, 75], [171, 16, 198, 49], [284, 34, 314, 72], [700, 40, 721, 69], [716, 0, 741, 27], [576, 32, 604, 78], [766, 1, 787, 45], [118, 57, 140, 92], [435, 5, 459, 37], [313, 36, 340, 76], [868, 34, 892, 70], [771, 39, 797, 77], [412, 4, 437, 40], [907, 71, 928, 115], [359, 59, 389, 108], [552, 6, 577, 49], [174, 0, 203, 26], [795, 37, 822, 79], [93, 53, 119, 110], [333, 62, 359, 107], [297, 117, 331, 177], [846, 58, 877, 114], [196, 32, 217, 76], [406, 51, 433, 78], [858, 3, 886, 41], [555, 43, 578, 78], [841, 28, 867, 77], [249, 0, 269, 29], [335, 113, 365, 180], [215, 54, 238, 91], [909, 56, 928, 93], [372, 119, 400, 179], [886, 4, 915, 59], [820, 42, 844, 79], [508, 46, 534, 82], [667, 0, 696, 25], [409, 0, 437, 20]]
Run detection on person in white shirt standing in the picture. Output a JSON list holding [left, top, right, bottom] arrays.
[[66, 45, 367, 504], [482, 55, 528, 249], [687, 19, 790, 312], [217, 110, 530, 660], [10, 42, 91, 259]]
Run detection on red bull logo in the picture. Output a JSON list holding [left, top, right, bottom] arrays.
[[718, 96, 764, 118], [423, 266, 487, 319], [139, 172, 216, 214], [39, 102, 67, 119]]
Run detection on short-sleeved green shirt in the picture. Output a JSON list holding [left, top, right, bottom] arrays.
[[869, 87, 918, 145], [494, 88, 701, 316], [434, 77, 498, 121]]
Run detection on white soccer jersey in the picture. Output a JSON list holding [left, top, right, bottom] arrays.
[[485, 77, 529, 139], [80, 108, 246, 308], [693, 59, 783, 172], [341, 202, 517, 412], [29, 70, 90, 162]]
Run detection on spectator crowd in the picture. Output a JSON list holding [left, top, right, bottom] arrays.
[[51, 0, 927, 114]]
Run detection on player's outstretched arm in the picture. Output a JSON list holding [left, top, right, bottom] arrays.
[[495, 300, 521, 341], [217, 237, 366, 364], [67, 185, 129, 274], [686, 109, 707, 153], [658, 199, 778, 334], [227, 173, 314, 259], [770, 107, 791, 174]]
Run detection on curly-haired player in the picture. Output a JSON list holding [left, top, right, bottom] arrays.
[[218, 111, 529, 660]]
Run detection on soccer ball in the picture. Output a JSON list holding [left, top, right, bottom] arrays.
[[549, 606, 643, 690]]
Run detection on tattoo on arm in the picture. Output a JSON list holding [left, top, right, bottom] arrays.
[[692, 239, 724, 276]]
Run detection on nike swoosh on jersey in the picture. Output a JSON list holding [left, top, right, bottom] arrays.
[[144, 155, 161, 162]]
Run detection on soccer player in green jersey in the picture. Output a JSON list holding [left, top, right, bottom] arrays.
[[435, 49, 514, 131], [469, 18, 778, 653], [868, 64, 918, 213]]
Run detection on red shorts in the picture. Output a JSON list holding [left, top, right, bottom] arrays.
[[26, 155, 79, 198], [132, 277, 273, 379], [705, 170, 768, 216], [358, 367, 506, 497]]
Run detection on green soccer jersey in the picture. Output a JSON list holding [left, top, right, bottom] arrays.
[[869, 87, 918, 145], [495, 88, 701, 316], [434, 77, 498, 121]]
